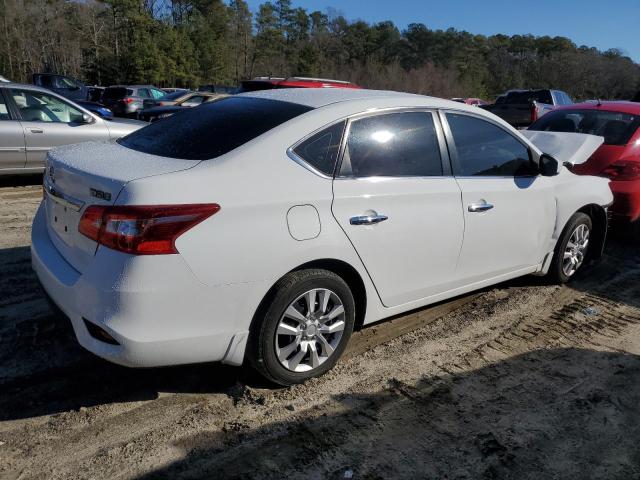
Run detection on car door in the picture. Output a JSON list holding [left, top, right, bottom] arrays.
[[0, 89, 27, 169], [9, 88, 109, 169], [331, 110, 465, 307], [441, 111, 556, 284]]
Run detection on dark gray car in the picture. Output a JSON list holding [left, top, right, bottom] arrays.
[[101, 85, 166, 117], [0, 83, 144, 175]]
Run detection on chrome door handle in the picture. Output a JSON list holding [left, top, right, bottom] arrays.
[[468, 202, 494, 213], [30, 128, 44, 134], [350, 214, 388, 225]]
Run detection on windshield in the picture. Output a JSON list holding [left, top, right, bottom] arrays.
[[529, 109, 640, 146], [118, 96, 313, 160]]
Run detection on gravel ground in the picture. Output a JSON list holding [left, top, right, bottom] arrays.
[[1, 176, 640, 480]]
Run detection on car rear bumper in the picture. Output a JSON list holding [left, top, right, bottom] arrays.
[[31, 203, 252, 368], [610, 180, 640, 222]]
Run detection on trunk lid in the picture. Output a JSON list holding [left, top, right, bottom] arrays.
[[44, 141, 200, 272], [520, 131, 605, 167]]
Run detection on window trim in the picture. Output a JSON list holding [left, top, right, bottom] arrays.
[[287, 118, 349, 179], [439, 109, 539, 179], [336, 107, 452, 180]]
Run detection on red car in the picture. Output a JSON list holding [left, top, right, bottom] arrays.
[[529, 101, 640, 232], [240, 76, 361, 92]]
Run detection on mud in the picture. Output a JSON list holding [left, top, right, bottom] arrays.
[[1, 177, 639, 479]]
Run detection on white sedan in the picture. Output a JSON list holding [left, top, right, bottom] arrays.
[[31, 89, 612, 385]]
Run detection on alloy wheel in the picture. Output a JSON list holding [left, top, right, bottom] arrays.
[[275, 288, 346, 372], [562, 223, 590, 277]]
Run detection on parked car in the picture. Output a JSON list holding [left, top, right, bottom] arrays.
[[452, 97, 488, 106], [32, 73, 89, 102], [161, 88, 189, 95], [197, 84, 238, 94], [101, 85, 166, 117], [141, 90, 194, 110], [0, 75, 10, 83], [75, 101, 114, 120], [529, 101, 640, 233], [0, 83, 144, 175], [239, 76, 361, 92], [32, 89, 611, 386], [482, 89, 573, 128], [139, 92, 227, 122]]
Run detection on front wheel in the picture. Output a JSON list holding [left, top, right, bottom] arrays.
[[248, 269, 355, 386], [548, 212, 592, 283]]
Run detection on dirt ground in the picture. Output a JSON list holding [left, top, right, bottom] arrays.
[[1, 176, 640, 480]]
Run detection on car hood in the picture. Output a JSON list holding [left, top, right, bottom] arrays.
[[521, 131, 604, 166]]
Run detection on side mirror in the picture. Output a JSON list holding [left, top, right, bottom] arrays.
[[539, 153, 560, 176], [81, 113, 94, 124]]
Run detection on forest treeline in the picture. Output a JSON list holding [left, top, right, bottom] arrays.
[[1, 0, 639, 100]]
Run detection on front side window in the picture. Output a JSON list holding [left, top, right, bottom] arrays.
[[11, 89, 83, 123], [180, 95, 207, 107], [151, 88, 165, 99], [446, 113, 536, 177], [119, 96, 313, 160], [340, 111, 443, 177], [293, 121, 345, 176]]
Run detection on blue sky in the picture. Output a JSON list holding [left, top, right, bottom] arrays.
[[245, 0, 640, 62]]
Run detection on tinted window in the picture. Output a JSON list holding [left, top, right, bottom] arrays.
[[103, 87, 129, 99], [137, 88, 152, 98], [340, 112, 442, 177], [119, 96, 313, 160], [293, 121, 345, 175], [505, 90, 553, 105], [447, 113, 536, 176], [530, 109, 640, 145]]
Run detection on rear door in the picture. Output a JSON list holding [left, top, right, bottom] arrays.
[[441, 111, 555, 284], [331, 110, 465, 307], [9, 88, 109, 168], [0, 89, 26, 169]]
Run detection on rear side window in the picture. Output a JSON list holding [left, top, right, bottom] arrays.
[[119, 96, 313, 160], [505, 90, 553, 105], [293, 121, 345, 176], [446, 113, 536, 177], [530, 109, 640, 146], [103, 88, 129, 99], [340, 112, 443, 177]]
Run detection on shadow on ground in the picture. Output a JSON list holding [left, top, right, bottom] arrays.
[[135, 348, 640, 479]]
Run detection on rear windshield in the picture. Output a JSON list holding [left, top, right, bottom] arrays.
[[118, 96, 313, 160], [103, 87, 132, 99], [503, 90, 553, 105], [529, 109, 640, 146]]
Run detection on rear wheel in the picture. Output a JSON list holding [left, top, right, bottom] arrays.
[[548, 212, 592, 283], [248, 269, 355, 386]]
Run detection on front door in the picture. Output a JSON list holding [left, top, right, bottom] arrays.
[[331, 110, 465, 308], [442, 111, 555, 284]]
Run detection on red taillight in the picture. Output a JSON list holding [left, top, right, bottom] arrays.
[[600, 161, 640, 181], [120, 97, 134, 104], [78, 204, 220, 255]]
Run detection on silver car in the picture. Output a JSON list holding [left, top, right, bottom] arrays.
[[0, 83, 144, 175]]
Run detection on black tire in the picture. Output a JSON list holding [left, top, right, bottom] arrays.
[[548, 212, 593, 284], [248, 269, 355, 386]]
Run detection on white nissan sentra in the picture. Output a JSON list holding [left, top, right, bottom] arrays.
[[32, 89, 612, 385]]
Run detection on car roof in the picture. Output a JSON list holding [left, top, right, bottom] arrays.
[[0, 82, 54, 93], [239, 88, 473, 111], [554, 101, 640, 114]]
